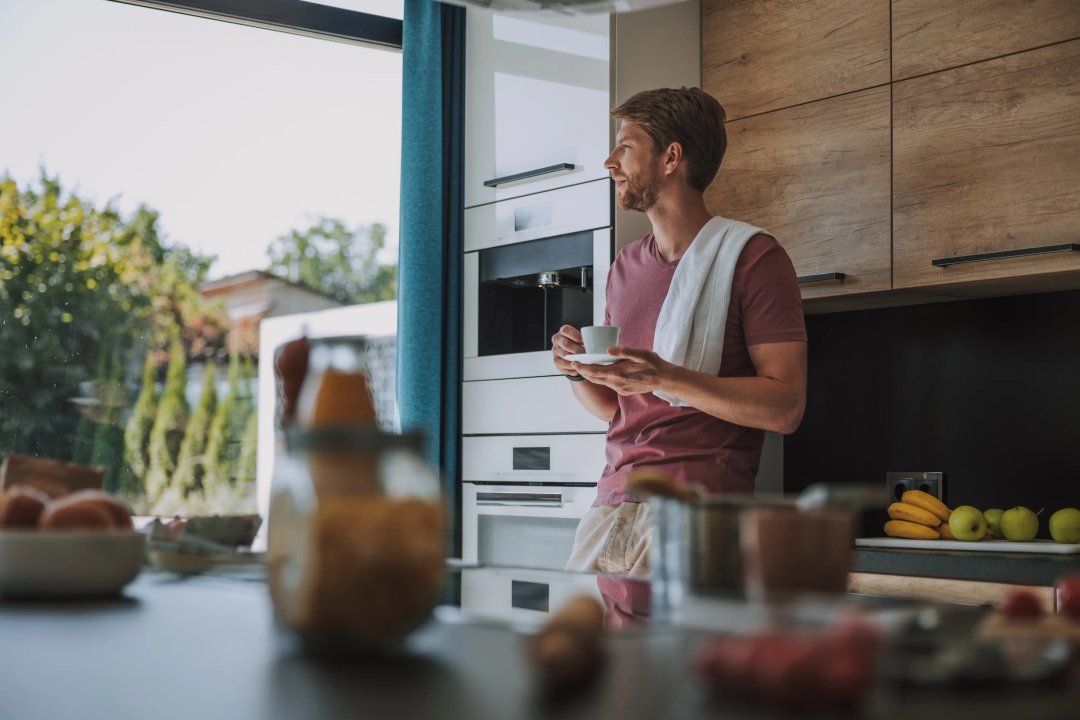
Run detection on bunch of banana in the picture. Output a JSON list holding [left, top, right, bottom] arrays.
[[884, 489, 952, 540]]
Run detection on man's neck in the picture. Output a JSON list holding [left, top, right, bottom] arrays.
[[647, 194, 714, 263]]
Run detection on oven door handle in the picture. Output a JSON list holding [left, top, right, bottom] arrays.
[[475, 491, 564, 508]]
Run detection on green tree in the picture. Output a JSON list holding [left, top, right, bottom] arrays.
[[145, 335, 189, 507], [173, 363, 217, 496], [235, 408, 259, 490], [203, 352, 252, 496], [205, 407, 260, 515], [0, 172, 149, 459], [266, 217, 396, 303], [73, 351, 126, 483], [0, 171, 223, 478], [89, 353, 128, 494], [72, 349, 109, 466], [124, 349, 159, 494]]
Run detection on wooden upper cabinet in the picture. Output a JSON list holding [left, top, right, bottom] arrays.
[[702, 0, 889, 121], [893, 41, 1080, 290], [892, 0, 1080, 81], [706, 86, 891, 300]]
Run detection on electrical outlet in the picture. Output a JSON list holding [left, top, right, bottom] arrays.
[[886, 472, 945, 503]]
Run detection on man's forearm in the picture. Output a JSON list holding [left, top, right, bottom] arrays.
[[571, 379, 619, 422], [661, 367, 804, 434]]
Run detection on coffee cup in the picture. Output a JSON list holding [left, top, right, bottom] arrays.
[[580, 325, 620, 355]]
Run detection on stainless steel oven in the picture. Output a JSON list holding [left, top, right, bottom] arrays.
[[461, 434, 605, 570]]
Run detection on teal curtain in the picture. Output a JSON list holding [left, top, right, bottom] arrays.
[[398, 0, 464, 553]]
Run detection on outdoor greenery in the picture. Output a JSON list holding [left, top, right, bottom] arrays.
[[267, 216, 396, 303], [1, 172, 156, 461], [1, 173, 396, 518], [146, 335, 190, 508], [201, 352, 256, 513], [173, 363, 217, 497], [0, 171, 244, 515], [124, 349, 159, 492]]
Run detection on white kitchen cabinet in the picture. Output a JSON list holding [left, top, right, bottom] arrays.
[[462, 434, 606, 484], [464, 9, 611, 208], [460, 567, 603, 621], [463, 179, 610, 253], [462, 377, 609, 435]]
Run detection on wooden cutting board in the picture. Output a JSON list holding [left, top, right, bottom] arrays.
[[855, 537, 1080, 554]]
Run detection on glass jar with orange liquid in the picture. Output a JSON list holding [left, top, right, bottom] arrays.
[[268, 336, 445, 651], [294, 335, 379, 428]]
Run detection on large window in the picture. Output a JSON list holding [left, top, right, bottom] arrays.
[[0, 0, 402, 517]]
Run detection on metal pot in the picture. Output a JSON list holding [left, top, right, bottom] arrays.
[[650, 495, 789, 612], [647, 482, 886, 615]]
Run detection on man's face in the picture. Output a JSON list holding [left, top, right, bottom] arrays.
[[605, 121, 662, 212]]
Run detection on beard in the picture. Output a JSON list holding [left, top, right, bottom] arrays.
[[616, 166, 660, 212]]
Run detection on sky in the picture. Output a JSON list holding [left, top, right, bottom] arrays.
[[0, 0, 404, 280]]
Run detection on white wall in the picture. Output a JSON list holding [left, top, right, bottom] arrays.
[[253, 300, 397, 548], [270, 283, 342, 316], [612, 0, 701, 253]]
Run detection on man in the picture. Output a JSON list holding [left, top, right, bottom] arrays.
[[551, 87, 807, 576]]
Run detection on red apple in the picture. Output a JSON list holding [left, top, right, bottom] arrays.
[[999, 587, 1044, 621], [1055, 575, 1080, 620]]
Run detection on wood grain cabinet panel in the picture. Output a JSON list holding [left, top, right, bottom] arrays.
[[705, 87, 891, 300], [893, 41, 1080, 290], [892, 0, 1080, 81], [702, 0, 890, 120]]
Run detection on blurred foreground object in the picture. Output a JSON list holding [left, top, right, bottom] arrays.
[[526, 594, 607, 694], [268, 426, 445, 650], [0, 454, 105, 499]]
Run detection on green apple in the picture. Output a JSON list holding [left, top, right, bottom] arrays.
[[949, 505, 988, 542], [1049, 508, 1080, 543], [1001, 506, 1039, 541], [984, 508, 1004, 539]]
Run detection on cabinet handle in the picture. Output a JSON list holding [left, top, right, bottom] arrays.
[[932, 243, 1080, 267], [483, 163, 576, 188], [797, 272, 846, 284], [476, 492, 563, 508]]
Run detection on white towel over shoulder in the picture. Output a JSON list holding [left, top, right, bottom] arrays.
[[653, 216, 771, 407]]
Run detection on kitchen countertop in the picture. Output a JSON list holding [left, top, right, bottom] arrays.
[[2, 567, 1078, 720], [853, 547, 1080, 587]]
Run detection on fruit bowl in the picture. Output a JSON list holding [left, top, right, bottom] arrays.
[[0, 530, 146, 598]]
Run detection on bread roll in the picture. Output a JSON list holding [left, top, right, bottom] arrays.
[[0, 486, 51, 529], [50, 490, 134, 529], [40, 495, 117, 530]]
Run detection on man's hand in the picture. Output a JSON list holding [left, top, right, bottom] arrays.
[[572, 346, 677, 395], [572, 340, 807, 434], [551, 325, 587, 377]]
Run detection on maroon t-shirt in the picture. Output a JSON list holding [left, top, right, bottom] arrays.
[[595, 232, 807, 506]]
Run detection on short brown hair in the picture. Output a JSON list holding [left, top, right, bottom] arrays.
[[611, 87, 727, 192]]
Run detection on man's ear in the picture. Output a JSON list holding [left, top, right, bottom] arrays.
[[662, 141, 684, 177]]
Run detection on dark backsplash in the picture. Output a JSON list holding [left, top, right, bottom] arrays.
[[784, 289, 1080, 535]]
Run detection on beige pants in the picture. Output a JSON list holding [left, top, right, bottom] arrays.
[[565, 501, 652, 577]]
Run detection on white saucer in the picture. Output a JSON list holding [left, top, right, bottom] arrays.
[[566, 353, 619, 366]]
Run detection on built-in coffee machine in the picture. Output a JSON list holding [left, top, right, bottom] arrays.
[[476, 229, 595, 358], [463, 178, 611, 382]]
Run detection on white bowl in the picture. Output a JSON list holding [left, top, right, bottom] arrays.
[[0, 530, 146, 598]]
